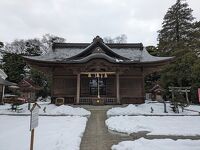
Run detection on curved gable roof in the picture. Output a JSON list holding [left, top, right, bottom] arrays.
[[24, 36, 173, 64], [68, 36, 130, 61]]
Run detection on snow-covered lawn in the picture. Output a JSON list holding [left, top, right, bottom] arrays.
[[0, 115, 87, 150], [0, 102, 91, 116], [111, 138, 200, 150], [107, 101, 200, 116], [106, 116, 200, 136]]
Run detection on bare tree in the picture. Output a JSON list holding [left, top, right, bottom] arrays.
[[103, 34, 127, 43], [41, 34, 66, 54]]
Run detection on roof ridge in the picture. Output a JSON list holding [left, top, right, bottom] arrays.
[[52, 38, 143, 50]]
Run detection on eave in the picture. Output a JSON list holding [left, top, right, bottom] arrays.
[[23, 55, 174, 67]]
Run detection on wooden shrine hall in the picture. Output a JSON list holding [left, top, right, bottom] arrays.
[[24, 36, 173, 105]]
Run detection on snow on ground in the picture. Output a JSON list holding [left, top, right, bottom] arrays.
[[0, 115, 87, 150], [49, 105, 91, 116], [111, 138, 200, 150], [187, 104, 200, 112], [106, 116, 200, 136], [107, 101, 200, 116], [0, 102, 91, 116]]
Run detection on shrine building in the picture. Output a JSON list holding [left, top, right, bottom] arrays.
[[24, 36, 173, 105]]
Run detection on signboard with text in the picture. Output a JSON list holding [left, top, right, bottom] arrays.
[[30, 103, 40, 131]]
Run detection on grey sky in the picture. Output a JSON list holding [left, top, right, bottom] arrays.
[[0, 0, 199, 46]]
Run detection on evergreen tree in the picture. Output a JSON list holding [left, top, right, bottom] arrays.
[[158, 0, 194, 54], [2, 52, 26, 82], [189, 21, 200, 55], [0, 41, 3, 48], [29, 68, 51, 97], [161, 52, 197, 87], [25, 39, 43, 56], [145, 46, 161, 91], [146, 46, 160, 56], [2, 34, 66, 98], [156, 0, 200, 103], [191, 59, 200, 101]]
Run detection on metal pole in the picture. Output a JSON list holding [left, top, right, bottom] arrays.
[[30, 129, 34, 150]]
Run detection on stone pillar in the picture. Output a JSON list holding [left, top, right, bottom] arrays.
[[76, 73, 80, 104], [116, 73, 120, 104]]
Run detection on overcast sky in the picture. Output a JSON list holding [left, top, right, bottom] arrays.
[[0, 0, 199, 46]]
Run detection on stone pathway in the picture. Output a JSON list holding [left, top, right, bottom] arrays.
[[80, 106, 132, 150], [80, 105, 200, 150]]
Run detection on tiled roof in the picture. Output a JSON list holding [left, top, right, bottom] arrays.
[[24, 36, 173, 64], [0, 77, 16, 86]]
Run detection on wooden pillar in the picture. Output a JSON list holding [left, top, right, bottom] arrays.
[[51, 67, 55, 103], [116, 73, 120, 104], [76, 73, 80, 104], [0, 85, 3, 104], [2, 85, 5, 99], [97, 77, 100, 98], [141, 67, 145, 101], [185, 90, 189, 104]]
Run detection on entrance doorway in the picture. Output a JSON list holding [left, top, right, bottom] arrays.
[[89, 78, 106, 97], [79, 72, 118, 105]]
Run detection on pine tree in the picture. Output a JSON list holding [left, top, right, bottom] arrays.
[[158, 0, 194, 54], [189, 21, 200, 55], [0, 41, 3, 48], [157, 0, 200, 103], [2, 52, 26, 82], [146, 46, 160, 56]]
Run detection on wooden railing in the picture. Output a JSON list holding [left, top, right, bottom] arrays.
[[79, 97, 92, 105], [104, 97, 117, 105], [79, 97, 117, 105]]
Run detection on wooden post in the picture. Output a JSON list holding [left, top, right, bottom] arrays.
[[97, 77, 100, 98], [76, 73, 80, 104], [51, 67, 55, 103], [2, 85, 5, 99], [185, 90, 189, 104], [0, 85, 4, 104], [141, 68, 145, 99], [172, 90, 175, 101], [29, 103, 40, 150], [116, 73, 120, 104], [30, 129, 34, 150]]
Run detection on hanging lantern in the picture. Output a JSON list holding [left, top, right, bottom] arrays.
[[97, 73, 99, 78], [104, 73, 107, 78], [88, 73, 91, 78]]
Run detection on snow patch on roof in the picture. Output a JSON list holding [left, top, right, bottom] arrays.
[[141, 48, 172, 62], [115, 59, 123, 62], [112, 48, 142, 61], [25, 46, 173, 63], [29, 48, 84, 61], [0, 69, 7, 79]]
